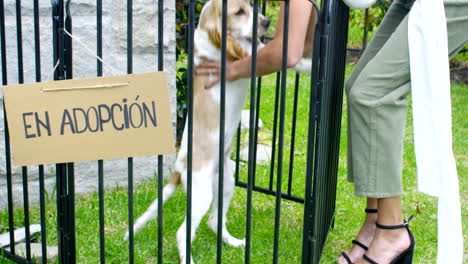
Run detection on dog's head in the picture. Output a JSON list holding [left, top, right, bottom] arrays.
[[198, 0, 270, 61]]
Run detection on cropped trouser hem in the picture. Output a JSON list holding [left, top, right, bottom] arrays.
[[354, 191, 403, 199]]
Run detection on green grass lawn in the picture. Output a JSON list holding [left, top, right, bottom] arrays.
[[1, 65, 466, 263], [1, 5, 467, 261], [2, 1, 467, 262]]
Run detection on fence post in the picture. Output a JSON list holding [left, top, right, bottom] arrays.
[[52, 1, 76, 263], [302, 0, 349, 263]]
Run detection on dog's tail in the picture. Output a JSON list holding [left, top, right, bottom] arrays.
[[124, 171, 181, 240]]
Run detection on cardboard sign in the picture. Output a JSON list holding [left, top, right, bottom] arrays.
[[3, 72, 175, 166]]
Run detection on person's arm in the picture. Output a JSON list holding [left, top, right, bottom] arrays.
[[197, 0, 314, 88]]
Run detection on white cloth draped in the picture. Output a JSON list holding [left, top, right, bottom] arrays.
[[408, 0, 463, 263], [342, 0, 377, 9]]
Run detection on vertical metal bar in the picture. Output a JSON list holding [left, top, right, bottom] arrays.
[[186, 0, 195, 262], [324, 2, 349, 256], [301, 10, 321, 263], [287, 73, 301, 195], [22, 168, 32, 261], [127, 0, 134, 263], [304, 0, 350, 261], [127, 0, 133, 74], [52, 0, 60, 81], [309, 35, 326, 264], [15, 0, 24, 84], [15, 1, 32, 261], [97, 0, 103, 77], [157, 0, 164, 262], [127, 157, 134, 264], [56, 163, 76, 264], [64, 0, 73, 79], [273, 1, 290, 263], [157, 0, 164, 72], [59, 164, 74, 264], [96, 2, 106, 263], [98, 160, 106, 264], [216, 0, 228, 263], [56, 164, 64, 264], [234, 124, 241, 182], [362, 8, 369, 52], [251, 0, 267, 187], [39, 166, 47, 264], [1, 0, 15, 255], [55, 164, 63, 263], [67, 162, 76, 262], [53, 5, 76, 264], [64, 3, 76, 262], [34, 0, 41, 81], [269, 72, 281, 190], [34, 1, 46, 261], [52, 2, 64, 262], [311, 2, 331, 260], [252, 77, 262, 186], [252, 0, 267, 181], [253, 0, 267, 186], [157, 157, 164, 264], [0, 0, 5, 83], [245, 1, 259, 263], [261, 0, 267, 19]]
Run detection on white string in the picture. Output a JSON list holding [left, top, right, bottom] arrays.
[[41, 83, 129, 92], [45, 59, 61, 82], [62, 28, 121, 76]]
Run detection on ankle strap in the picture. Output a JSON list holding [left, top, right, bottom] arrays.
[[365, 208, 378, 214], [376, 215, 413, 230]]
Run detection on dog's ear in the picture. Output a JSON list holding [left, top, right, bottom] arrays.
[[226, 36, 248, 61], [207, 27, 222, 50], [208, 28, 248, 61]]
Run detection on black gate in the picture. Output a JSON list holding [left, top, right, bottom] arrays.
[[0, 0, 349, 263]]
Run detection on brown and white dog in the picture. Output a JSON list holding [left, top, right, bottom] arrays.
[[126, 0, 310, 263]]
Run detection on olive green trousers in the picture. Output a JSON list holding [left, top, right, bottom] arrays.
[[346, 0, 468, 198]]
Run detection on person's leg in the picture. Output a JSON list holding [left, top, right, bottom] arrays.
[[346, 0, 414, 186], [339, 1, 412, 263], [359, 197, 411, 263], [445, 0, 468, 57], [349, 0, 468, 262], [339, 198, 377, 264], [348, 0, 468, 194]]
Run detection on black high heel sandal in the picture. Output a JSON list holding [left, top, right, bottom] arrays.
[[363, 215, 415, 264], [340, 208, 378, 264]]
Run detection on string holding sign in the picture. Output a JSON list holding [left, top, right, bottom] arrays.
[[63, 28, 121, 75], [42, 83, 129, 92], [45, 28, 123, 81], [46, 59, 61, 82]]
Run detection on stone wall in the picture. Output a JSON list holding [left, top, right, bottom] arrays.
[[0, 0, 176, 207]]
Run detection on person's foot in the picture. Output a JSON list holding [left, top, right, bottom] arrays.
[[358, 226, 411, 264], [337, 212, 377, 264]]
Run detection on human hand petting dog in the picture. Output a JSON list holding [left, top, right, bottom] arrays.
[[195, 59, 238, 89]]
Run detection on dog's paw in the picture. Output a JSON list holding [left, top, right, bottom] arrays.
[[180, 257, 195, 264]]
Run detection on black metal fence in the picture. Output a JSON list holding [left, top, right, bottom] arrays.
[[0, 0, 349, 263]]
